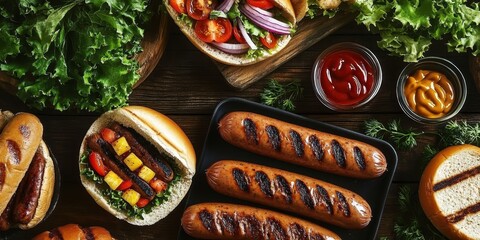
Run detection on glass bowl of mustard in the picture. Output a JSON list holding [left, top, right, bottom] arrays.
[[312, 42, 383, 111], [396, 56, 467, 124]]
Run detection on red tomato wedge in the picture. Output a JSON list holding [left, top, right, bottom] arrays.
[[194, 18, 233, 43], [260, 32, 277, 49], [233, 23, 246, 43], [246, 0, 274, 9], [136, 198, 150, 208], [101, 128, 117, 143], [88, 151, 108, 177], [150, 178, 168, 194], [170, 0, 186, 13], [116, 180, 133, 191], [186, 0, 216, 20]]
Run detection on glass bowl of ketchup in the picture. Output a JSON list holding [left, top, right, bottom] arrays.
[[396, 56, 467, 124], [312, 42, 382, 111]]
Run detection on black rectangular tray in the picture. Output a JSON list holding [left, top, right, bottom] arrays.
[[178, 97, 398, 240]]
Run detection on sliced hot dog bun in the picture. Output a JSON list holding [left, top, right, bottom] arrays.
[[163, 0, 295, 66], [32, 224, 113, 240], [79, 106, 196, 225], [18, 141, 55, 230], [419, 144, 480, 240], [0, 112, 43, 214]]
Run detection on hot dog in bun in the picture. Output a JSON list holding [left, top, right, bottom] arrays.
[[0, 110, 55, 231], [33, 224, 113, 240], [164, 0, 297, 66], [79, 106, 196, 225], [419, 144, 480, 240]]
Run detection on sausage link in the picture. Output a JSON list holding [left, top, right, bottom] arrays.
[[12, 150, 46, 224], [218, 111, 387, 179], [181, 202, 341, 240], [87, 134, 155, 200], [207, 160, 372, 229], [0, 197, 15, 231], [111, 123, 174, 182]]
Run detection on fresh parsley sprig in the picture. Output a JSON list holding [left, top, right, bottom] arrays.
[[439, 120, 480, 147], [260, 79, 303, 112], [364, 119, 424, 150]]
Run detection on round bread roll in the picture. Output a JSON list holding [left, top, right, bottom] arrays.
[[79, 106, 196, 225], [33, 224, 113, 240], [419, 144, 480, 240]]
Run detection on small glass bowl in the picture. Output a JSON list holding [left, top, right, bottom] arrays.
[[312, 42, 383, 111], [396, 56, 467, 124]]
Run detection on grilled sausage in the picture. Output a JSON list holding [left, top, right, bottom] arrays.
[[86, 134, 155, 200], [111, 123, 174, 182], [218, 111, 387, 179], [0, 197, 14, 231], [33, 224, 113, 240], [207, 160, 371, 229], [12, 150, 46, 224], [181, 202, 341, 240]]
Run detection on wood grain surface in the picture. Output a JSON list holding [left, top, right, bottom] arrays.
[[1, 15, 479, 240]]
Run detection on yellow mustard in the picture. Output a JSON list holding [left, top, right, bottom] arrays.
[[404, 70, 454, 119]]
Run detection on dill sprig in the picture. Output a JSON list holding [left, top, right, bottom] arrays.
[[439, 120, 480, 147], [364, 119, 424, 150], [260, 79, 303, 112]]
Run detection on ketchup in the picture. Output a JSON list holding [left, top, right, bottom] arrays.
[[318, 50, 375, 106]]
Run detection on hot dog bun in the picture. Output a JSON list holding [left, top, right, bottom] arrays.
[[79, 106, 196, 225], [163, 0, 295, 66], [419, 144, 480, 240], [33, 224, 113, 240]]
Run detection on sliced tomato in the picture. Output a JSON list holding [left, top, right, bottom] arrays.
[[260, 32, 277, 49], [233, 23, 246, 43], [136, 198, 150, 208], [186, 0, 216, 20], [116, 180, 133, 191], [194, 18, 233, 43], [149, 178, 168, 194], [170, 0, 186, 13], [246, 0, 274, 9], [101, 128, 118, 143], [89, 151, 108, 177]]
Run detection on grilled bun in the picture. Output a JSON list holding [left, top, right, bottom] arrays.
[[79, 106, 196, 225], [419, 144, 480, 240], [32, 224, 113, 240]]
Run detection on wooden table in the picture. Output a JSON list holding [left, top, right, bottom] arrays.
[[1, 17, 479, 240]]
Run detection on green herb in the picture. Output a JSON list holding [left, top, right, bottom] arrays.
[[210, 10, 227, 19], [0, 0, 153, 111], [178, 13, 194, 28], [439, 120, 480, 147], [349, 0, 480, 62], [364, 119, 424, 150], [419, 144, 438, 172], [260, 79, 303, 112]]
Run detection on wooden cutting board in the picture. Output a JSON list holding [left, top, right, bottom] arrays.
[[215, 13, 355, 89]]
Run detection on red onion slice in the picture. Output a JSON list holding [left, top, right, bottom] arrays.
[[211, 42, 249, 54], [240, 4, 291, 35], [217, 0, 235, 12], [248, 4, 274, 17], [237, 18, 257, 50]]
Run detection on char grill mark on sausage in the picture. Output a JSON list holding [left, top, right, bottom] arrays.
[[19, 125, 31, 139], [316, 185, 333, 215], [336, 191, 351, 217], [308, 135, 323, 161], [83, 227, 95, 240], [12, 150, 45, 224], [265, 217, 287, 240], [289, 130, 304, 157], [353, 147, 366, 170], [233, 168, 250, 192], [112, 124, 174, 182], [87, 134, 155, 199], [199, 209, 215, 232], [49, 228, 63, 239], [274, 175, 292, 204], [7, 140, 20, 164], [255, 171, 273, 198], [0, 163, 5, 191], [295, 179, 314, 209], [243, 118, 258, 145], [289, 223, 307, 240], [266, 125, 281, 151], [331, 140, 346, 168], [220, 212, 237, 235], [243, 215, 262, 239]]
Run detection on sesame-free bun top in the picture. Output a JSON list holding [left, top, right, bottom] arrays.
[[79, 106, 196, 225], [419, 144, 480, 240], [163, 0, 296, 66]]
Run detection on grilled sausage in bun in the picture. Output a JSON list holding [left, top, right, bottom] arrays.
[[0, 111, 55, 231], [79, 106, 196, 225], [33, 224, 113, 240]]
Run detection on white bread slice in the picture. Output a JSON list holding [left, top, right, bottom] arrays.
[[419, 144, 480, 240]]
